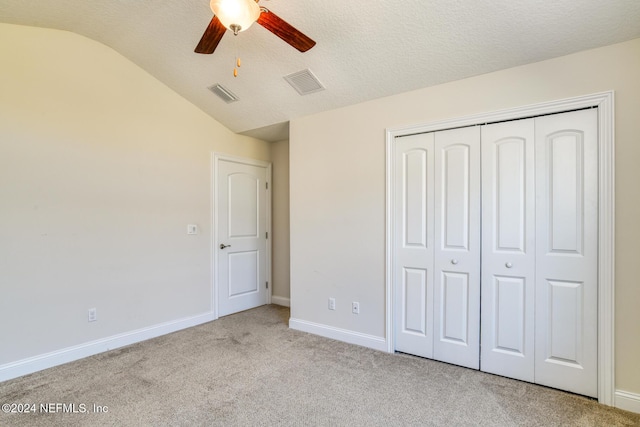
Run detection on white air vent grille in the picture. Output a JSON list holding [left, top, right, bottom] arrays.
[[284, 69, 325, 95], [208, 84, 239, 103]]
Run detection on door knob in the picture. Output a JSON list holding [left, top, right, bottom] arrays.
[[451, 259, 458, 265], [505, 262, 513, 268], [220, 243, 231, 249]]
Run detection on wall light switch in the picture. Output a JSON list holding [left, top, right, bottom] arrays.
[[187, 224, 198, 235]]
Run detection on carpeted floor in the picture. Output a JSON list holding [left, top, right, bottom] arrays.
[[1, 304, 639, 426]]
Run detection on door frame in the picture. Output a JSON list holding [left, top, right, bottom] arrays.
[[385, 91, 615, 405], [212, 153, 272, 320]]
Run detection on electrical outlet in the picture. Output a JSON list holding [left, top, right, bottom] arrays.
[[88, 308, 97, 322], [328, 298, 336, 310], [352, 302, 360, 315]]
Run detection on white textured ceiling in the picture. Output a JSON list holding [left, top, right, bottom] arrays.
[[2, 1, 640, 141]]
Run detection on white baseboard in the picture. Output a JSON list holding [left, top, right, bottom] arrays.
[[289, 318, 387, 352], [615, 390, 640, 414], [270, 296, 290, 307], [0, 311, 215, 383]]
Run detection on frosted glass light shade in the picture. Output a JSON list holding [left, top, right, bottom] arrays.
[[210, 0, 261, 33]]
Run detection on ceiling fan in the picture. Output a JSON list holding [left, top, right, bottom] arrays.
[[195, 0, 316, 54]]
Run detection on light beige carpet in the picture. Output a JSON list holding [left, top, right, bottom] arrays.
[[1, 305, 638, 426]]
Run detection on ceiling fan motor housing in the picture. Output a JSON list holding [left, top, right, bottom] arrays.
[[210, 0, 261, 33]]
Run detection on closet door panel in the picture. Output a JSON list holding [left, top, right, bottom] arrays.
[[440, 271, 469, 343], [433, 126, 480, 369], [534, 109, 598, 398], [394, 133, 435, 358], [480, 119, 536, 381], [492, 276, 526, 351]]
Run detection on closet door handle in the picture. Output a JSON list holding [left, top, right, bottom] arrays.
[[451, 259, 458, 265], [505, 262, 513, 268], [220, 243, 231, 250]]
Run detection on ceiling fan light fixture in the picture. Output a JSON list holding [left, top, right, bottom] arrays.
[[210, 0, 260, 34]]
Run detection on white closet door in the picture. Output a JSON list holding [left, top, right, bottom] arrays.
[[394, 133, 436, 358], [480, 119, 536, 381], [433, 126, 481, 369], [534, 109, 598, 397]]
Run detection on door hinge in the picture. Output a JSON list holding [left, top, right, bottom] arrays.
[[266, 232, 268, 239], [266, 281, 269, 289], [266, 182, 269, 190]]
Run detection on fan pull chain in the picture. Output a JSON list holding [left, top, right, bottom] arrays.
[[234, 57, 241, 77], [233, 37, 241, 78]]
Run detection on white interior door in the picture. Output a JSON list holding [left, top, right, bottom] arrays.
[[433, 126, 481, 369], [480, 119, 536, 382], [534, 109, 598, 397], [393, 132, 435, 358], [217, 158, 269, 317]]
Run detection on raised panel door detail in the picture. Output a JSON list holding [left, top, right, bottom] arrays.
[[495, 138, 527, 253], [547, 132, 584, 254], [493, 276, 526, 354], [545, 280, 583, 366], [403, 268, 428, 335], [403, 149, 429, 248], [228, 173, 259, 238], [441, 145, 470, 250], [440, 271, 469, 345], [228, 251, 259, 297]]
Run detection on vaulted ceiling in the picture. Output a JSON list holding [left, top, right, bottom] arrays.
[[2, 1, 640, 141]]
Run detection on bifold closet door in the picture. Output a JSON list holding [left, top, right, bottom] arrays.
[[480, 109, 598, 397], [433, 126, 481, 369], [534, 109, 598, 397], [480, 119, 536, 382], [394, 127, 480, 369], [394, 132, 436, 359]]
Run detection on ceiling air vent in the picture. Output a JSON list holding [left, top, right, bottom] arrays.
[[284, 69, 325, 96], [208, 83, 239, 103]]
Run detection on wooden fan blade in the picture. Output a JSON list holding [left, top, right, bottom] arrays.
[[195, 16, 227, 54], [257, 8, 316, 52]]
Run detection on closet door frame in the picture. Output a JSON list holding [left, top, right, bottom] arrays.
[[385, 91, 614, 405]]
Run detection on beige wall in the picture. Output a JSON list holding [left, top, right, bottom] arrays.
[[271, 139, 291, 304], [0, 24, 271, 365], [290, 38, 640, 396]]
